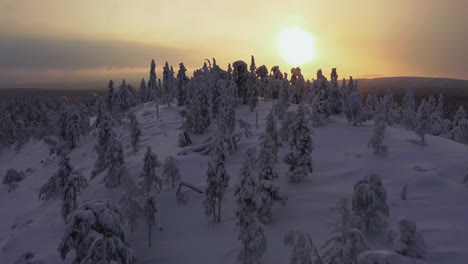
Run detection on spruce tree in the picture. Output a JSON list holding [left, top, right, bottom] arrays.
[[403, 88, 417, 129], [92, 113, 112, 178], [368, 114, 388, 156], [344, 91, 364, 126], [365, 88, 379, 120], [139, 78, 148, 103], [415, 99, 431, 146], [454, 106, 467, 126], [258, 109, 286, 224], [144, 196, 157, 248], [58, 200, 135, 264], [139, 146, 162, 194], [284, 104, 313, 182], [235, 148, 267, 264], [119, 177, 143, 232], [128, 112, 141, 154], [203, 134, 230, 223], [103, 132, 126, 188], [163, 156, 181, 188], [177, 63, 189, 106]]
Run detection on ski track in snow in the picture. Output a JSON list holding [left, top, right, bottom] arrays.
[[0, 100, 467, 263]]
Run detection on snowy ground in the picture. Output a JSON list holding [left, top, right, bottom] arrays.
[[1, 100, 467, 263]]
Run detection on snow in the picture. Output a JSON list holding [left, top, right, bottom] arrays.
[[1, 100, 468, 263]]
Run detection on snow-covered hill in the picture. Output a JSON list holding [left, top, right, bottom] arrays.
[[1, 100, 467, 264]]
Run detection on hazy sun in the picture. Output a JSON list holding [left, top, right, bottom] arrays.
[[277, 27, 316, 66]]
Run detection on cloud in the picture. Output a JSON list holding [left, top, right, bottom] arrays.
[[0, 35, 201, 70]]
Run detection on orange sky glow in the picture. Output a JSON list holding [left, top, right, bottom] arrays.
[[0, 0, 466, 87]]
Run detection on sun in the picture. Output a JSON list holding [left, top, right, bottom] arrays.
[[277, 27, 316, 66]]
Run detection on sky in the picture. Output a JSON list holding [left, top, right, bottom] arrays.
[[0, 0, 467, 88]]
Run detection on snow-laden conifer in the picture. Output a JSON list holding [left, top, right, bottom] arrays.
[[58, 200, 135, 264], [144, 196, 157, 248], [119, 176, 143, 232], [403, 88, 416, 130], [415, 99, 431, 146], [139, 146, 162, 194], [284, 104, 313, 182], [103, 132, 126, 188], [394, 217, 426, 259], [163, 156, 181, 188], [284, 230, 321, 264], [203, 134, 230, 223], [352, 173, 389, 231], [235, 148, 267, 264], [368, 114, 388, 156], [128, 112, 141, 154]]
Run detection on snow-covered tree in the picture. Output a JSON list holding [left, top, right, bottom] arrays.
[[258, 109, 286, 224], [139, 78, 148, 103], [368, 114, 388, 156], [144, 196, 157, 248], [128, 112, 141, 154], [452, 119, 468, 143], [309, 100, 326, 127], [119, 177, 143, 232], [274, 79, 291, 119], [185, 71, 211, 134], [284, 104, 313, 182], [139, 146, 162, 194], [365, 88, 379, 120], [322, 228, 370, 264], [345, 91, 365, 126], [177, 63, 189, 106], [415, 99, 431, 146], [178, 128, 192, 147], [352, 173, 389, 231], [284, 230, 321, 264], [39, 150, 87, 221], [454, 106, 467, 127], [402, 88, 417, 130], [118, 79, 135, 113], [203, 135, 230, 223], [91, 113, 112, 178], [58, 200, 135, 264], [102, 132, 126, 188], [394, 217, 426, 259], [163, 156, 181, 188], [147, 59, 158, 102], [106, 80, 118, 114], [381, 88, 395, 125], [162, 61, 175, 106], [279, 111, 296, 143], [233, 60, 250, 104], [246, 55, 259, 112], [235, 148, 267, 264], [217, 79, 237, 136], [329, 68, 344, 114], [429, 111, 444, 136]]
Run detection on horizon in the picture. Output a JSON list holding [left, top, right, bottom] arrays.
[[1, 0, 467, 87]]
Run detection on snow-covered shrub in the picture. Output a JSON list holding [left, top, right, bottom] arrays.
[[368, 114, 388, 156], [163, 156, 181, 188], [284, 104, 314, 182], [235, 148, 267, 264], [284, 230, 321, 264], [322, 228, 370, 264], [58, 200, 135, 264], [394, 217, 426, 259], [2, 169, 24, 191], [352, 173, 389, 231]]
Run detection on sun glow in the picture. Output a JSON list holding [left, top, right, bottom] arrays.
[[277, 27, 316, 66]]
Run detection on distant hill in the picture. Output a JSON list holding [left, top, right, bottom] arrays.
[[352, 77, 468, 118]]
